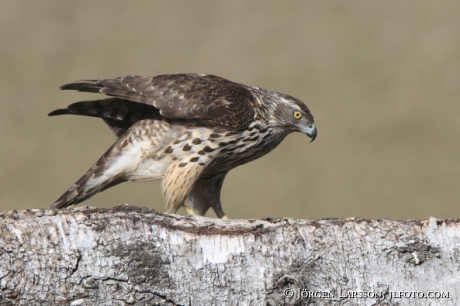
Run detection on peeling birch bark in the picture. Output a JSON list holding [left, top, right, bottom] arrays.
[[0, 205, 458, 305]]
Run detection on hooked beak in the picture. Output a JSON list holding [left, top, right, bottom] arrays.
[[304, 124, 317, 142]]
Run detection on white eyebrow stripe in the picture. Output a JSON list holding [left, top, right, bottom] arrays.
[[280, 97, 303, 112]]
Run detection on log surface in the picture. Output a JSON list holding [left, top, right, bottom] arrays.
[[0, 205, 458, 305]]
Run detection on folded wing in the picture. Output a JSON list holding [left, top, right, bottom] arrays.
[[60, 74, 256, 129]]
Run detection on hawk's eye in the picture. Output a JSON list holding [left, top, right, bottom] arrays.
[[293, 111, 302, 120]]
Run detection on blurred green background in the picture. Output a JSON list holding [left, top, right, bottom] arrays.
[[1, 1, 459, 220]]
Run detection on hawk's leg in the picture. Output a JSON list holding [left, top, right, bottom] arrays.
[[206, 173, 228, 219], [183, 186, 209, 216], [185, 173, 228, 218]]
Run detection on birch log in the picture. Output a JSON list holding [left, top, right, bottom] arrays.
[[0, 205, 458, 306]]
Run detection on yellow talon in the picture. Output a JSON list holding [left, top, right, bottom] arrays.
[[185, 208, 198, 216], [213, 207, 228, 219]]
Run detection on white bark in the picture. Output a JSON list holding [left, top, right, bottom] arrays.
[[0, 205, 458, 305]]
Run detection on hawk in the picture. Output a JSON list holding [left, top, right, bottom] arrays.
[[49, 74, 317, 218]]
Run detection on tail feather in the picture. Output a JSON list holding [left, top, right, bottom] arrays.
[[48, 98, 160, 137], [50, 170, 96, 209], [50, 164, 126, 209], [48, 98, 158, 121], [50, 139, 129, 209]]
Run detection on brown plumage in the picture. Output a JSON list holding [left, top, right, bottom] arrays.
[[49, 73, 317, 218]]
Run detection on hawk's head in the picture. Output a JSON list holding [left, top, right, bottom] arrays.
[[267, 92, 317, 142]]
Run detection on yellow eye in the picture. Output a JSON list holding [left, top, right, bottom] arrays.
[[293, 111, 302, 119]]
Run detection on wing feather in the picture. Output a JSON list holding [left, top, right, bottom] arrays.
[[60, 74, 256, 128]]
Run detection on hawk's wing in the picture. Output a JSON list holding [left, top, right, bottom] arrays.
[[60, 74, 256, 129]]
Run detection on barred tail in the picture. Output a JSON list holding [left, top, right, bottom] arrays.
[[50, 165, 125, 209], [48, 98, 159, 138], [50, 140, 128, 209], [50, 169, 97, 209]]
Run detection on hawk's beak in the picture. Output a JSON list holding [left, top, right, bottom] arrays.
[[304, 124, 317, 142]]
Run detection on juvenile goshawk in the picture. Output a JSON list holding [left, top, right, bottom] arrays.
[[49, 74, 317, 218]]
